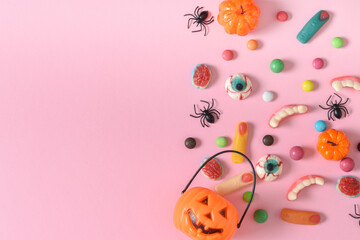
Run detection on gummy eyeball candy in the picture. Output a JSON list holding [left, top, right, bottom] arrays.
[[256, 154, 283, 181], [225, 74, 253, 100]]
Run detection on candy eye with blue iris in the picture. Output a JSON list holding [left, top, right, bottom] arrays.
[[264, 159, 279, 174], [231, 76, 247, 92]]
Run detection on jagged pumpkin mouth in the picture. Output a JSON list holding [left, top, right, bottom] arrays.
[[187, 209, 223, 234]]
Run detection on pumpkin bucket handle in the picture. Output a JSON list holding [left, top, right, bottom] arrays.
[[181, 150, 256, 229]]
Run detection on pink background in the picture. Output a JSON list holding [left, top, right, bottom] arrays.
[[1, 0, 360, 239]]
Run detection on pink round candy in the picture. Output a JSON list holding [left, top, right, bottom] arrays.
[[222, 50, 234, 61], [277, 11, 288, 22], [312, 58, 324, 69], [289, 146, 304, 160], [340, 157, 355, 172]]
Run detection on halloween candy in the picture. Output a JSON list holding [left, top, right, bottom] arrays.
[[185, 137, 196, 149], [218, 0, 260, 36], [270, 59, 284, 73], [222, 50, 234, 61], [201, 158, 224, 180], [340, 158, 355, 172], [287, 175, 324, 201], [317, 129, 350, 161], [332, 37, 343, 48], [225, 74, 253, 100], [336, 176, 360, 198], [255, 154, 283, 181], [331, 76, 360, 91], [215, 172, 254, 196], [232, 122, 248, 163], [268, 104, 308, 128], [281, 208, 321, 225], [297, 10, 329, 44], [191, 64, 212, 89]]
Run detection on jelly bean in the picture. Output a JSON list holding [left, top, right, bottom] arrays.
[[216, 136, 227, 147], [270, 59, 284, 73], [222, 50, 234, 61], [314, 120, 327, 132], [262, 91, 274, 102], [243, 191, 254, 203], [290, 146, 304, 160], [254, 209, 268, 223], [302, 80, 314, 91], [262, 135, 274, 146], [277, 11, 288, 21], [332, 37, 343, 48], [185, 137, 196, 149], [340, 157, 355, 172], [312, 58, 324, 69], [247, 39, 258, 50]]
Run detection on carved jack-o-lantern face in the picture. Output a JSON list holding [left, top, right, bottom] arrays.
[[174, 187, 239, 240]]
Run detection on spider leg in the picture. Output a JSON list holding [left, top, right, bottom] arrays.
[[319, 105, 331, 110], [349, 214, 360, 219], [201, 116, 209, 127], [190, 114, 202, 118], [210, 98, 215, 109], [203, 16, 214, 24], [193, 104, 201, 115], [203, 24, 207, 36], [187, 17, 195, 29], [325, 95, 332, 106], [199, 116, 205, 127], [200, 100, 211, 110], [334, 93, 343, 104], [196, 7, 203, 18], [184, 14, 196, 17], [212, 109, 221, 116], [193, 6, 199, 18], [339, 97, 349, 106], [328, 109, 335, 121], [354, 204, 360, 216], [192, 23, 203, 33], [209, 110, 220, 119]]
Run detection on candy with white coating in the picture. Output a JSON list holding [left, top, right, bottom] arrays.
[[262, 91, 274, 102], [287, 175, 324, 201], [255, 154, 283, 181], [331, 76, 360, 91], [268, 104, 308, 128], [225, 74, 253, 100]]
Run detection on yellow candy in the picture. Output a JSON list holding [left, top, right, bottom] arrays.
[[232, 122, 248, 163], [302, 80, 314, 91]]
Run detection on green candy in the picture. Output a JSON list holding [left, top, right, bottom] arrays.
[[270, 59, 284, 73], [254, 209, 268, 223], [216, 136, 227, 148], [332, 37, 343, 48], [242, 191, 254, 203]]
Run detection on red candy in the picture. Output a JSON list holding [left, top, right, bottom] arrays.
[[320, 11, 329, 20], [336, 176, 360, 198], [201, 158, 224, 180], [277, 11, 288, 22], [340, 157, 355, 172], [222, 50, 234, 61]]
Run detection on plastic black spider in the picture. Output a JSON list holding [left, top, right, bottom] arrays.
[[184, 6, 214, 36], [190, 99, 220, 127], [349, 204, 360, 226], [319, 93, 349, 121]]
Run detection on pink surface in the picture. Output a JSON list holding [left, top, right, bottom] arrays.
[[1, 0, 360, 239]]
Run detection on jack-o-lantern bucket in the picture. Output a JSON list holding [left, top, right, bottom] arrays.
[[173, 150, 256, 240]]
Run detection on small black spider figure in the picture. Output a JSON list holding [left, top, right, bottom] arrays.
[[319, 93, 349, 121], [349, 204, 360, 226], [184, 6, 214, 36], [190, 99, 220, 127]]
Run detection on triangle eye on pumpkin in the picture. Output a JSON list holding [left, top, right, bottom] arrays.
[[200, 196, 208, 205], [205, 213, 212, 220], [219, 208, 227, 219]]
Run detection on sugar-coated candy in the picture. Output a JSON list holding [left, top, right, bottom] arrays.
[[332, 37, 343, 48], [340, 157, 354, 172], [312, 58, 324, 69], [315, 120, 327, 132], [254, 209, 268, 223], [289, 146, 304, 160], [262, 135, 274, 146], [185, 137, 196, 149], [216, 136, 227, 148], [302, 80, 314, 91], [277, 11, 288, 21], [336, 176, 360, 198], [247, 39, 258, 50], [243, 191, 254, 203], [262, 91, 274, 102], [201, 158, 224, 180], [270, 59, 284, 73], [222, 50, 234, 61]]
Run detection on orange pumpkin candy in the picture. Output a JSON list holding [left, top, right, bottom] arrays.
[[317, 129, 350, 161], [174, 187, 238, 240], [218, 0, 260, 36]]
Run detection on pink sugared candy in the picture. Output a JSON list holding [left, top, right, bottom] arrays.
[[340, 157, 355, 172], [312, 58, 324, 69], [222, 50, 234, 61], [201, 158, 224, 180], [290, 146, 304, 160], [277, 11, 288, 22]]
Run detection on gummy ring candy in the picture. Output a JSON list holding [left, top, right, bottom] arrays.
[[225, 74, 253, 100], [255, 154, 283, 181]]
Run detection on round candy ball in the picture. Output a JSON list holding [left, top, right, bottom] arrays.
[[270, 59, 284, 73], [254, 209, 268, 223], [312, 58, 324, 69], [222, 50, 234, 61], [302, 80, 314, 91], [263, 135, 274, 146], [290, 146, 304, 160], [185, 137, 196, 149], [340, 157, 355, 172], [247, 39, 258, 50], [216, 136, 227, 148], [262, 91, 274, 102], [315, 120, 327, 132], [277, 11, 288, 21], [243, 191, 254, 203], [332, 37, 344, 48]]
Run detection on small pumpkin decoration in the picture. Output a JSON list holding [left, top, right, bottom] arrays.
[[317, 129, 350, 161], [218, 0, 261, 36], [174, 187, 238, 240]]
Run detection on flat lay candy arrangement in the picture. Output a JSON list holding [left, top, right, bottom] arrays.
[[174, 1, 360, 240]]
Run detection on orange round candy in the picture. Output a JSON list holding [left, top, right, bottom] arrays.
[[247, 39, 258, 50]]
